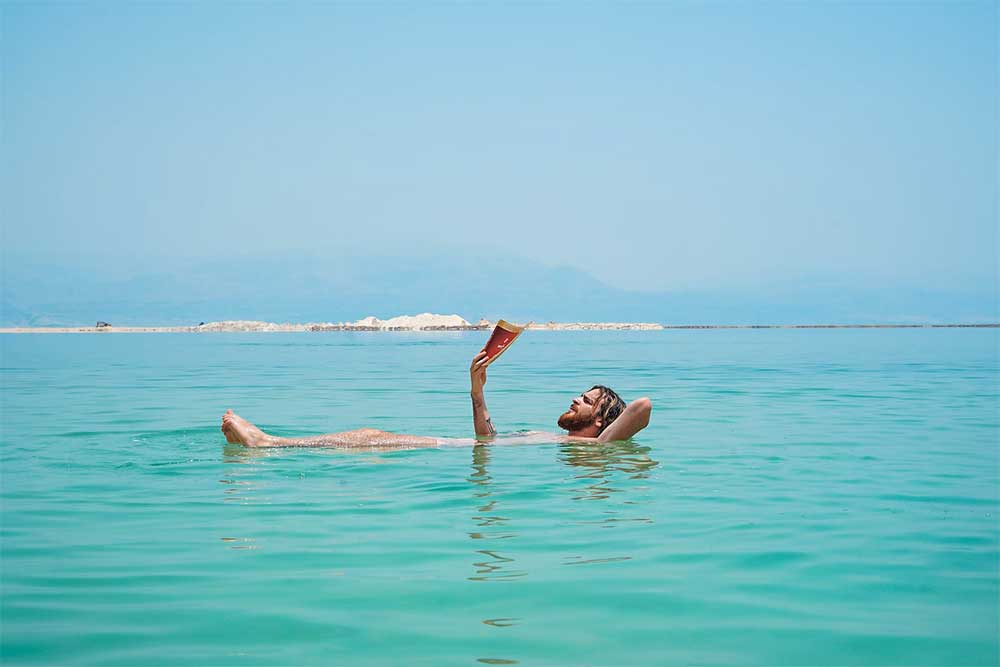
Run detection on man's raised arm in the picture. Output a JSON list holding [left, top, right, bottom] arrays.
[[597, 397, 652, 443], [470, 350, 496, 439]]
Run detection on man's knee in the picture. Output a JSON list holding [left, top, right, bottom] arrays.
[[345, 427, 388, 441]]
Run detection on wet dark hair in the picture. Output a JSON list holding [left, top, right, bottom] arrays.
[[591, 385, 626, 434]]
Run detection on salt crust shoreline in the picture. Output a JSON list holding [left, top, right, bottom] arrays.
[[0, 312, 996, 334], [0, 315, 664, 334]]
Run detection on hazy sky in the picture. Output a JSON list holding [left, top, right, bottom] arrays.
[[3, 1, 996, 293]]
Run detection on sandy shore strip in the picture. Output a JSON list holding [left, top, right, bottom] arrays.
[[0, 313, 995, 334]]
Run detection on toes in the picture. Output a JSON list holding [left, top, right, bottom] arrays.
[[221, 423, 238, 444]]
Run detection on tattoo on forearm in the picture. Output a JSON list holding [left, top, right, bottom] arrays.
[[471, 394, 496, 436]]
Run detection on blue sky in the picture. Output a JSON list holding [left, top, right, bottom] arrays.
[[3, 1, 996, 299]]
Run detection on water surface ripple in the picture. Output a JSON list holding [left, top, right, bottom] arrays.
[[1, 330, 997, 665]]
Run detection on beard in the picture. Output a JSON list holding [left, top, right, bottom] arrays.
[[557, 409, 592, 431]]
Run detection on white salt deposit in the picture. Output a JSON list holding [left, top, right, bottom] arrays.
[[377, 313, 471, 329]]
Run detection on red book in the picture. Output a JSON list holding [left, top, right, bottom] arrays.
[[483, 320, 525, 366]]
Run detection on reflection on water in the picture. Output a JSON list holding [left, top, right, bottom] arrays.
[[222, 442, 274, 462], [558, 440, 659, 502], [468, 443, 492, 489], [217, 444, 271, 557], [467, 445, 524, 580], [218, 476, 258, 503], [219, 536, 257, 550], [564, 555, 631, 566], [219, 444, 269, 506], [470, 549, 527, 581], [466, 441, 659, 583], [559, 439, 659, 477], [557, 441, 657, 570]]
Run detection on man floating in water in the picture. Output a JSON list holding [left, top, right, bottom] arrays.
[[220, 350, 652, 448]]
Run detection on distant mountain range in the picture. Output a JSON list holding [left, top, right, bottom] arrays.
[[2, 253, 996, 326]]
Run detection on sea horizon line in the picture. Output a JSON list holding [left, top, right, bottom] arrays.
[[1, 322, 997, 334]]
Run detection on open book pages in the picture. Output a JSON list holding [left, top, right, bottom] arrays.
[[483, 320, 526, 366]]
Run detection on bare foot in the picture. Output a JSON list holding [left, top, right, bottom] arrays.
[[221, 409, 240, 443], [221, 410, 272, 447]]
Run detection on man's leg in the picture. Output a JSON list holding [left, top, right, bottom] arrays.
[[220, 410, 438, 449]]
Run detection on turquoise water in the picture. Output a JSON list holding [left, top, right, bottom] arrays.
[[1, 330, 998, 666]]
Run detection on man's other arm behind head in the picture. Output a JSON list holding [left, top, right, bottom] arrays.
[[597, 397, 652, 443]]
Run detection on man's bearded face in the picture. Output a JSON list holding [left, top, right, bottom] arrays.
[[557, 388, 603, 431]]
